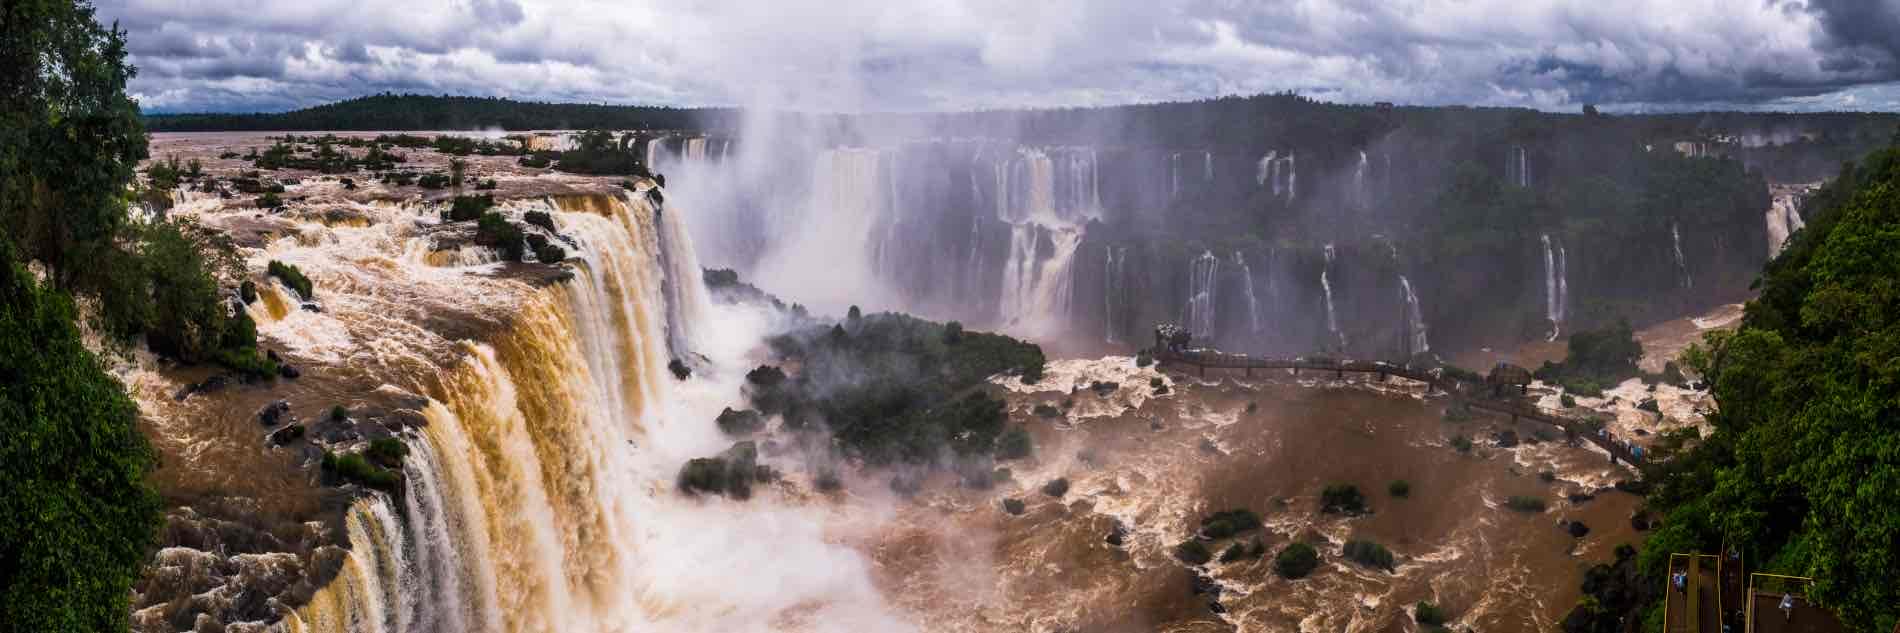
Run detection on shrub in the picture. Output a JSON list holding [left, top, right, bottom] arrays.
[[1321, 484, 1367, 515], [523, 210, 556, 232], [329, 452, 400, 490], [1506, 495, 1547, 512], [1175, 540, 1213, 565], [1450, 434, 1474, 453], [365, 437, 409, 467], [1560, 393, 1577, 408], [417, 172, 452, 189], [1033, 404, 1061, 418], [239, 279, 258, 304], [256, 192, 284, 209], [474, 178, 498, 190], [1218, 543, 1247, 563], [1342, 539, 1395, 571], [1389, 480, 1411, 498], [1415, 601, 1447, 626], [943, 321, 963, 344], [1041, 477, 1070, 497], [1134, 349, 1153, 367], [1021, 361, 1045, 384], [995, 426, 1033, 460], [1199, 509, 1263, 539], [267, 260, 314, 299], [444, 194, 496, 222], [1273, 542, 1320, 578], [474, 212, 525, 261], [330, 405, 348, 421], [746, 365, 787, 387], [1001, 498, 1026, 515], [525, 233, 566, 262]]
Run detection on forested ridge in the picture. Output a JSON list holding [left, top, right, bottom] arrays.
[[1636, 132, 1900, 632]]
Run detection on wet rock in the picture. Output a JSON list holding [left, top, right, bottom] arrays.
[[268, 424, 305, 446], [1041, 477, 1070, 498], [1089, 380, 1119, 396], [1567, 492, 1596, 504], [175, 374, 232, 401], [677, 441, 762, 499], [1189, 571, 1220, 596], [1637, 398, 1660, 414], [257, 400, 291, 427], [1567, 520, 1591, 538], [715, 407, 765, 436], [1198, 438, 1220, 454], [1002, 498, 1026, 515], [1630, 510, 1653, 531], [1494, 430, 1519, 448], [1106, 521, 1129, 546], [668, 358, 691, 380], [1032, 403, 1061, 418]]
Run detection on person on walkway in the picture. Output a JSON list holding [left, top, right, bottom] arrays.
[[1674, 571, 1687, 593], [1781, 593, 1796, 622]]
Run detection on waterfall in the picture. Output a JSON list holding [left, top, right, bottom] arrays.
[[1766, 189, 1807, 255], [1399, 275, 1430, 356], [1184, 251, 1219, 340], [683, 138, 708, 161], [1234, 251, 1261, 334], [641, 188, 715, 359], [1169, 152, 1181, 200], [1510, 145, 1531, 188], [1256, 151, 1297, 200], [644, 135, 666, 171], [1354, 150, 1368, 205], [1321, 244, 1342, 350], [1287, 152, 1297, 200], [995, 147, 1097, 334], [1541, 234, 1568, 340], [1256, 151, 1276, 188], [1202, 150, 1213, 182], [1671, 222, 1693, 289], [285, 192, 909, 632], [1104, 245, 1127, 344], [751, 147, 890, 314]]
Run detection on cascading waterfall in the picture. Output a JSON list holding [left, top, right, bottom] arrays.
[[1233, 251, 1261, 334], [995, 147, 1098, 334], [1184, 251, 1219, 339], [1671, 222, 1693, 289], [1169, 152, 1181, 200], [1540, 234, 1568, 341], [683, 138, 709, 161], [1104, 245, 1127, 344], [644, 135, 666, 171], [1202, 150, 1213, 182], [1354, 150, 1368, 205], [1765, 189, 1807, 255], [752, 147, 890, 313], [1508, 145, 1531, 188], [1399, 275, 1430, 356], [286, 191, 908, 633], [1321, 243, 1343, 350], [1256, 151, 1297, 199]]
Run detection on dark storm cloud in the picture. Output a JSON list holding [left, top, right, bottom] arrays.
[[94, 0, 1900, 113]]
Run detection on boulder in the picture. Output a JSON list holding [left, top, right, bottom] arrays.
[[677, 441, 762, 499], [1002, 498, 1026, 515], [269, 424, 306, 446], [1567, 520, 1591, 538], [715, 407, 765, 436], [258, 400, 291, 427], [1041, 477, 1070, 498], [1494, 430, 1520, 448]]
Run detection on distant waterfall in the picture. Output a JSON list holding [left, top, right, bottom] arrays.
[[1203, 150, 1213, 182], [1168, 152, 1179, 199], [1104, 246, 1127, 344], [1354, 150, 1368, 206], [1671, 222, 1693, 289], [1322, 244, 1343, 350], [1184, 251, 1219, 339], [1541, 234, 1568, 341], [1399, 275, 1430, 356], [1234, 251, 1261, 334], [643, 135, 666, 170], [1257, 151, 1297, 199], [1508, 145, 1531, 187], [995, 147, 1099, 333], [1766, 189, 1807, 255], [682, 137, 708, 161]]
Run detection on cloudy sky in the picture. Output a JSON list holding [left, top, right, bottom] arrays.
[[96, 0, 1900, 113]]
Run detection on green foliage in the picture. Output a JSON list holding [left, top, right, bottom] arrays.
[[0, 251, 162, 632], [331, 405, 348, 421], [475, 212, 525, 261], [525, 233, 566, 263], [1505, 495, 1547, 512], [1388, 479, 1411, 498], [523, 210, 556, 232], [327, 451, 400, 491], [1174, 540, 1213, 565], [364, 438, 409, 467], [1450, 434, 1474, 453], [994, 426, 1033, 460], [1321, 483, 1367, 514], [1637, 145, 1900, 632], [1273, 542, 1320, 579], [1041, 477, 1070, 497], [1342, 539, 1395, 571], [1535, 320, 1643, 392], [1199, 509, 1263, 539], [716, 407, 765, 436], [753, 313, 1044, 464], [548, 130, 650, 176], [1415, 601, 1448, 627], [267, 259, 314, 301], [943, 321, 963, 344], [1560, 393, 1577, 408], [444, 194, 496, 222]]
